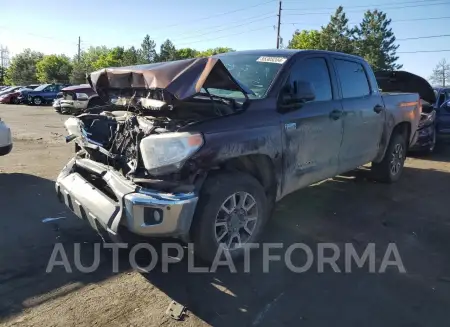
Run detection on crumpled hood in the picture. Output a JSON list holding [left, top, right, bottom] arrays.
[[88, 57, 254, 101], [375, 70, 436, 105]]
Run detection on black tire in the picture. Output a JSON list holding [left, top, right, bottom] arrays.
[[191, 171, 269, 263], [371, 131, 407, 183], [33, 96, 43, 106]]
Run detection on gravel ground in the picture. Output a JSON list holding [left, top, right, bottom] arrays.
[[0, 104, 450, 327]]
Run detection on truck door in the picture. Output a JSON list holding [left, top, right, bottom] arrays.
[[333, 58, 384, 172], [438, 100, 450, 134], [280, 56, 344, 197], [44, 84, 57, 101]]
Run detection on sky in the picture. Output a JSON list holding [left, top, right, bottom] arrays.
[[1, 0, 450, 80]]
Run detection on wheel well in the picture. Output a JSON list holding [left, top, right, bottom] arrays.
[[218, 155, 277, 202], [392, 121, 411, 145]]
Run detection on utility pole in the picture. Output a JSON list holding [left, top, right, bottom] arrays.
[[0, 46, 10, 85], [77, 36, 81, 62], [276, 1, 282, 49]]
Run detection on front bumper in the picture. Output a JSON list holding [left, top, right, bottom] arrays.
[[60, 101, 87, 114], [55, 158, 198, 241]]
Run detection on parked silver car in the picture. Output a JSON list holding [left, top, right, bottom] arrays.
[[0, 118, 12, 156]]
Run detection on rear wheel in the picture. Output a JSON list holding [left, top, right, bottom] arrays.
[[372, 132, 407, 183], [191, 172, 269, 263]]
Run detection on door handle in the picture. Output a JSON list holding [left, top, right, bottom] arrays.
[[374, 104, 384, 113], [329, 109, 342, 120]]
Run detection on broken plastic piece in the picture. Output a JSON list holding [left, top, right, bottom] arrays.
[[166, 300, 186, 320]]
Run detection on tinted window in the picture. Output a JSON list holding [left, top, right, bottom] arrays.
[[335, 59, 370, 98], [45, 85, 57, 92], [290, 58, 332, 102]]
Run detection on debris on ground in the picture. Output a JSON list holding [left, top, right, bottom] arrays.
[[166, 300, 187, 321], [42, 217, 66, 223]]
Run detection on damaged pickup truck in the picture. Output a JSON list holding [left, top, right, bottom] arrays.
[[56, 50, 423, 262]]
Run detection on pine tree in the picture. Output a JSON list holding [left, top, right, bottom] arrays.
[[139, 35, 157, 64], [353, 9, 402, 71], [319, 6, 355, 54], [159, 39, 177, 62]]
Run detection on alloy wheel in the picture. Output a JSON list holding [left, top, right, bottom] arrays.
[[390, 143, 404, 176], [214, 191, 258, 250]]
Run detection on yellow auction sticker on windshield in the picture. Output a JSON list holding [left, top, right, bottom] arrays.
[[256, 56, 287, 64]]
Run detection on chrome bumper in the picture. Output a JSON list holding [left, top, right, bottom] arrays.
[[55, 158, 198, 240]]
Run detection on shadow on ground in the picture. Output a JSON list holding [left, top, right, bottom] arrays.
[[2, 156, 450, 326], [0, 173, 116, 318]]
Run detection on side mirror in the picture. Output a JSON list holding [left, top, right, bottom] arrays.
[[295, 80, 316, 102], [279, 80, 315, 111]]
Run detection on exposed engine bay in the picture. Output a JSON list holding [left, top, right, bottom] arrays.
[[66, 91, 241, 189], [64, 57, 254, 190]]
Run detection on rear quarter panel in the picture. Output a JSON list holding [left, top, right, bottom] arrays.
[[375, 92, 421, 161]]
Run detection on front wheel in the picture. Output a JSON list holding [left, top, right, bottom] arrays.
[[191, 172, 269, 263], [372, 132, 407, 183], [33, 97, 43, 106]]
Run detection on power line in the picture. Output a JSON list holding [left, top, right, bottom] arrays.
[[398, 49, 450, 54], [282, 15, 450, 27], [284, 1, 450, 16], [175, 25, 275, 46], [160, 0, 277, 29], [397, 34, 450, 41], [283, 0, 445, 11], [171, 14, 275, 42], [173, 12, 274, 38]]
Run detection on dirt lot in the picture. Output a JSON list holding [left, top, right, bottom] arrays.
[[0, 104, 450, 327]]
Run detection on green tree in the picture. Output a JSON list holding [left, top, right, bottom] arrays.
[[122, 46, 140, 66], [159, 39, 177, 62], [69, 61, 88, 84], [353, 9, 402, 70], [70, 46, 110, 83], [287, 30, 322, 50], [196, 47, 234, 57], [36, 54, 72, 83], [6, 49, 43, 85], [139, 35, 157, 63], [319, 6, 355, 54], [175, 48, 199, 60], [92, 47, 125, 70]]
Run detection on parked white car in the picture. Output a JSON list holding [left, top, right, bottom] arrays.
[[0, 118, 12, 156]]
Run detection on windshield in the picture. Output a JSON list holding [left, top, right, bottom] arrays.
[[210, 54, 287, 99], [33, 84, 49, 92]]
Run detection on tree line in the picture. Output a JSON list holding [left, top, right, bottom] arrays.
[[286, 6, 402, 71], [5, 6, 404, 86], [4, 37, 233, 85]]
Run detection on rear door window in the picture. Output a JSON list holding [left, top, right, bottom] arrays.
[[334, 59, 370, 98]]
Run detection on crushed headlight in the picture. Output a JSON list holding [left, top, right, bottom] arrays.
[[139, 132, 204, 175]]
